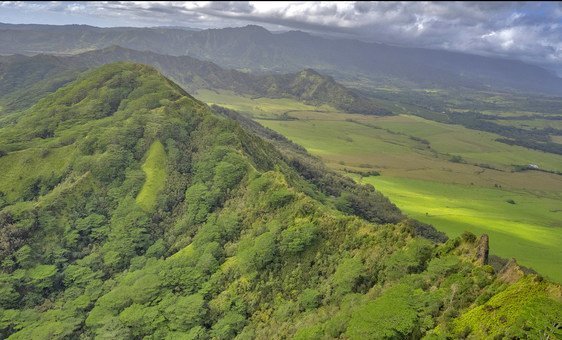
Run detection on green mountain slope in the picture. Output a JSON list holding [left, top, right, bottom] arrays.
[[257, 68, 389, 115], [0, 63, 560, 339], [0, 47, 391, 116], [0, 54, 83, 112]]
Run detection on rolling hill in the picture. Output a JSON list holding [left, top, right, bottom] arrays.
[[0, 63, 560, 339], [0, 46, 390, 115]]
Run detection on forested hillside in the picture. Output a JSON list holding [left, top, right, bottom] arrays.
[[0, 63, 560, 339]]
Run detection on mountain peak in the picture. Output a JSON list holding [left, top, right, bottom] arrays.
[[282, 29, 313, 38], [99, 45, 132, 52], [240, 24, 270, 33], [298, 68, 322, 76], [20, 62, 193, 127]]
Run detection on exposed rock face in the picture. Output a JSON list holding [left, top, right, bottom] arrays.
[[476, 234, 489, 265], [498, 258, 525, 284]]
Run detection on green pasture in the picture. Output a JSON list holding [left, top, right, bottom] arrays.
[[258, 115, 562, 192], [360, 176, 562, 283], [195, 89, 334, 118]]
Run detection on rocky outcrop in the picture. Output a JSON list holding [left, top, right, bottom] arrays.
[[498, 258, 525, 284], [476, 234, 489, 265]]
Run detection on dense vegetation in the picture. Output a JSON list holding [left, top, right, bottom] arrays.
[[0, 63, 560, 339]]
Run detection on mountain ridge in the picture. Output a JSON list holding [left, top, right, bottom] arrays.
[[0, 62, 560, 339], [0, 46, 391, 115], [0, 22, 560, 95]]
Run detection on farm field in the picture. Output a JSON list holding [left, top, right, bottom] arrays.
[[196, 91, 562, 281]]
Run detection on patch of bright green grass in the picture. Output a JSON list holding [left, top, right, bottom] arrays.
[[195, 89, 334, 118], [257, 119, 419, 159], [136, 140, 167, 211], [360, 176, 562, 282]]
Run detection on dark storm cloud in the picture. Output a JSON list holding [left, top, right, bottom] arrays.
[[1, 1, 561, 73]]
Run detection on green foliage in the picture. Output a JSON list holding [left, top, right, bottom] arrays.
[[332, 257, 363, 296], [347, 284, 420, 339], [238, 231, 276, 272], [298, 289, 322, 311], [267, 188, 295, 209], [27, 264, 57, 286], [211, 311, 247, 339], [279, 221, 318, 254], [293, 324, 324, 340], [448, 276, 562, 339], [165, 294, 206, 332], [0, 62, 559, 340], [0, 282, 19, 308], [384, 238, 433, 281]]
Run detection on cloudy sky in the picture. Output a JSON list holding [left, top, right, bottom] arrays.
[[1, 1, 561, 74]]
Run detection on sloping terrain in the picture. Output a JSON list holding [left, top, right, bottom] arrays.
[[0, 63, 560, 339]]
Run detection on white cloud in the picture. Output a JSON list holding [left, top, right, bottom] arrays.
[[1, 1, 561, 73]]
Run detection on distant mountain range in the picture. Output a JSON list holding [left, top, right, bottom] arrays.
[[1, 23, 561, 96], [0, 46, 390, 115]]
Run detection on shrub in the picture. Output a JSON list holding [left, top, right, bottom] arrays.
[[346, 284, 420, 339], [279, 222, 318, 254], [211, 311, 246, 339], [449, 155, 465, 163], [239, 231, 276, 272], [461, 231, 477, 243], [267, 189, 294, 209], [299, 289, 322, 311], [332, 257, 363, 296]]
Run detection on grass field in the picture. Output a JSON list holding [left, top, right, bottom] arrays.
[[136, 140, 167, 211], [196, 89, 335, 118], [196, 91, 562, 282], [359, 176, 562, 282], [257, 114, 562, 190]]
